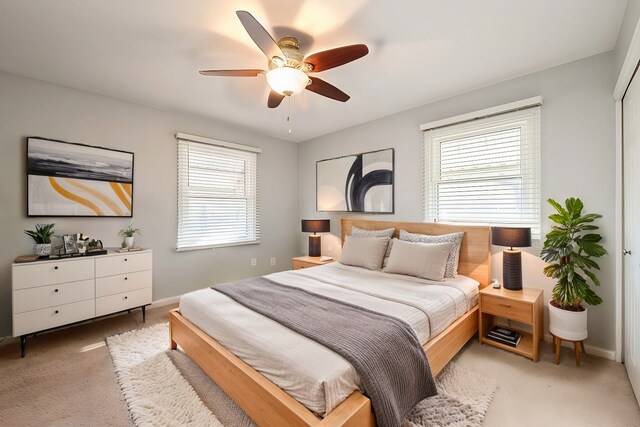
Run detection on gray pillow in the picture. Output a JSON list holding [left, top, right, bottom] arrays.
[[383, 239, 453, 281], [399, 230, 464, 277], [352, 226, 396, 258], [339, 235, 390, 270], [351, 226, 395, 238]]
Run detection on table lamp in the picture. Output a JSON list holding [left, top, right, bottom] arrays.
[[301, 219, 330, 257], [491, 227, 532, 290]]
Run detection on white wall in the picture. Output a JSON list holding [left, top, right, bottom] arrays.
[[298, 52, 617, 353], [0, 71, 299, 337]]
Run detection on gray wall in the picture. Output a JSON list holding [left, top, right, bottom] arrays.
[[615, 0, 640, 80], [0, 71, 299, 337], [298, 52, 617, 352]]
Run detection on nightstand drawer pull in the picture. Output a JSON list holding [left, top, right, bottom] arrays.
[[499, 303, 511, 307]]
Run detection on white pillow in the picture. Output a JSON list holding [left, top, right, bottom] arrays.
[[339, 235, 390, 270], [399, 230, 464, 277], [383, 239, 453, 281]]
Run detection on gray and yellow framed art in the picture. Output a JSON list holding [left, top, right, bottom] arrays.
[[27, 137, 134, 217], [316, 148, 394, 213]]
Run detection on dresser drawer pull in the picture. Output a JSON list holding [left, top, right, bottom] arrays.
[[54, 310, 59, 314], [124, 258, 128, 262], [499, 303, 511, 308], [54, 289, 59, 293], [124, 277, 128, 280], [54, 266, 59, 270], [124, 296, 128, 300]]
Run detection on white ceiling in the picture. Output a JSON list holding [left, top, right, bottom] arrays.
[[0, 1, 628, 142]]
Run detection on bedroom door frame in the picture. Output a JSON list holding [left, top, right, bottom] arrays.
[[614, 16, 640, 405]]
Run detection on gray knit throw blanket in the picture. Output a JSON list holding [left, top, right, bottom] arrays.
[[213, 277, 437, 427]]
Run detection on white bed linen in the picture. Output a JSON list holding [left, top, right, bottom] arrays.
[[179, 262, 479, 416]]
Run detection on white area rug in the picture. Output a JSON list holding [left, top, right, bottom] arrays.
[[107, 323, 497, 427]]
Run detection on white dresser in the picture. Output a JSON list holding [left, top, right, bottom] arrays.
[[12, 249, 152, 356]]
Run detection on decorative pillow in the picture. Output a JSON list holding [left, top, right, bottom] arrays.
[[352, 226, 396, 258], [399, 230, 464, 277], [383, 239, 453, 281], [351, 226, 395, 238], [339, 235, 390, 270]]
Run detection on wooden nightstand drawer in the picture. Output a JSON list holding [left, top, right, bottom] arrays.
[[292, 260, 317, 270], [291, 256, 335, 270], [482, 294, 532, 323]]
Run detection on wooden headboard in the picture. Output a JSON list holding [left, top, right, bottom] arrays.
[[341, 218, 492, 288]]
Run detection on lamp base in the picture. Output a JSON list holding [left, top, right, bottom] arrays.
[[503, 249, 523, 290], [308, 235, 321, 257]]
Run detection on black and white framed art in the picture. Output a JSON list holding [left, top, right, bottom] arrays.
[[316, 148, 394, 213], [27, 137, 134, 217]]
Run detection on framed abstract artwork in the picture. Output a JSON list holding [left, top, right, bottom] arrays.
[[316, 148, 394, 213], [27, 137, 134, 217]]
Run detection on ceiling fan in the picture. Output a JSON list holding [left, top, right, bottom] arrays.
[[199, 10, 369, 108]]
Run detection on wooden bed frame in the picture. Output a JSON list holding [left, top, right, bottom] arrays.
[[169, 218, 491, 426]]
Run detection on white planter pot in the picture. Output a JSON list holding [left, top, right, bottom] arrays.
[[123, 236, 135, 248], [33, 243, 51, 257], [549, 300, 588, 341]]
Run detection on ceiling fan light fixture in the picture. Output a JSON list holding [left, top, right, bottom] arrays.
[[266, 67, 309, 96]]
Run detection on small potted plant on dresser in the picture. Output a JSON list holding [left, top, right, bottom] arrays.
[[119, 223, 141, 248], [24, 223, 55, 256], [540, 198, 607, 346]]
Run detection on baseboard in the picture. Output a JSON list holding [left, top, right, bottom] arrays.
[[543, 333, 616, 361], [151, 295, 181, 308]]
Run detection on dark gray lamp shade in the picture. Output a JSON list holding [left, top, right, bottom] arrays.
[[301, 219, 330, 257], [491, 227, 531, 291], [491, 227, 532, 249], [301, 219, 330, 234]]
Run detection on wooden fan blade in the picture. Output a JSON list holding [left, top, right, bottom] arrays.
[[268, 90, 285, 108], [236, 11, 285, 61], [306, 77, 350, 102], [199, 69, 264, 77], [304, 44, 369, 72]]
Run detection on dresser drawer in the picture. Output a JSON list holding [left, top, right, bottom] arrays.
[[13, 279, 95, 313], [13, 258, 94, 290], [482, 294, 532, 323], [96, 270, 151, 297], [95, 287, 152, 317], [95, 252, 152, 277], [13, 299, 95, 336]]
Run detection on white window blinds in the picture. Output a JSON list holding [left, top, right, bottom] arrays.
[[423, 106, 541, 238], [176, 134, 260, 251]]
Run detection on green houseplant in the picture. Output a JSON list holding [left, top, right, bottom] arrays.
[[118, 223, 141, 248], [540, 198, 606, 341], [24, 223, 56, 256]]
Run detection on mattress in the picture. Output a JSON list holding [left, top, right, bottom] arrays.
[[179, 262, 479, 416]]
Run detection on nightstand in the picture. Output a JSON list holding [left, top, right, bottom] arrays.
[[479, 286, 544, 361], [291, 256, 334, 270]]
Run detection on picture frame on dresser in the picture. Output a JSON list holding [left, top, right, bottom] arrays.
[[26, 137, 134, 217]]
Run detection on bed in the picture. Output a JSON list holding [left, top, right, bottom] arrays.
[[169, 218, 491, 426]]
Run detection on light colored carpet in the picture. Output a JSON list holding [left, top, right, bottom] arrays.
[[2, 304, 639, 426], [107, 323, 497, 426]]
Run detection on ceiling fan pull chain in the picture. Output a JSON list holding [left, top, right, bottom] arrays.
[[287, 96, 292, 134]]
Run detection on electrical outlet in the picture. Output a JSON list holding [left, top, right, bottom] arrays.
[[251, 257, 257, 266], [270, 257, 276, 266]]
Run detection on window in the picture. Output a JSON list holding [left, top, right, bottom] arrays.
[[176, 133, 260, 251], [423, 102, 541, 238]]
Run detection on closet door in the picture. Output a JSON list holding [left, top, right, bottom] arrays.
[[623, 66, 640, 406]]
